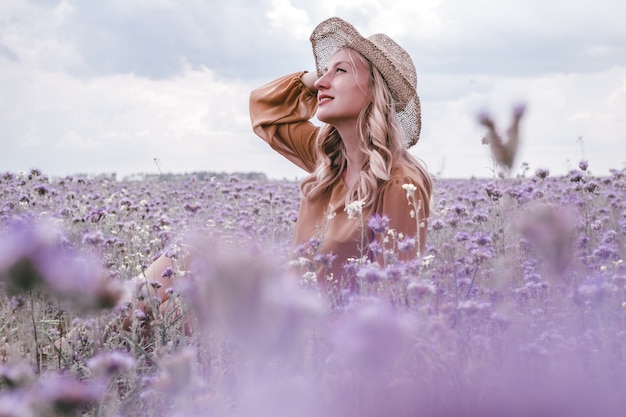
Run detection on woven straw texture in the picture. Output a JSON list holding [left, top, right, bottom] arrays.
[[310, 17, 422, 147]]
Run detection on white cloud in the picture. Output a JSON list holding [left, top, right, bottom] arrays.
[[416, 66, 626, 177], [266, 0, 312, 40], [362, 0, 443, 39], [56, 130, 103, 151], [0, 58, 261, 176], [0, 0, 81, 72], [1, 0, 624, 179], [20, 124, 43, 148]]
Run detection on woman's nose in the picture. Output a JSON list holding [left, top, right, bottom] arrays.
[[314, 72, 329, 90]]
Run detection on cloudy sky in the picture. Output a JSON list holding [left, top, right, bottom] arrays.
[[1, 0, 624, 180]]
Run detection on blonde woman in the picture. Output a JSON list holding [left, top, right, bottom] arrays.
[[250, 17, 432, 293]]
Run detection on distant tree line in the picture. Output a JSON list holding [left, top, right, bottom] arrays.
[[122, 171, 269, 182]]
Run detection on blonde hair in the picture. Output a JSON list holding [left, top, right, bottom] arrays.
[[301, 49, 430, 208]]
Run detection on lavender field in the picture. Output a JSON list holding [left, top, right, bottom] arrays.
[[1, 163, 625, 416]]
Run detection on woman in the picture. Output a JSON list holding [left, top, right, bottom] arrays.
[[250, 17, 432, 295]]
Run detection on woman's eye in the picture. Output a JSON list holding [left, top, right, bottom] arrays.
[[336, 68, 347, 73]]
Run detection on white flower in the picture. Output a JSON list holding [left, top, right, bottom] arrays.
[[402, 183, 417, 201], [402, 183, 417, 193], [345, 200, 365, 219], [325, 203, 336, 220], [302, 271, 317, 283], [421, 254, 435, 267]]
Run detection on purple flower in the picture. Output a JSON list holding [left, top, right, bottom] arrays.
[[313, 252, 337, 269], [452, 204, 468, 217], [593, 245, 617, 261], [307, 238, 322, 252], [164, 244, 182, 259], [574, 277, 611, 306], [330, 300, 414, 373], [368, 241, 383, 257], [183, 238, 323, 353], [161, 267, 175, 279], [568, 169, 584, 183], [472, 231, 492, 246], [385, 264, 405, 283], [0, 221, 60, 294], [87, 351, 135, 377], [357, 263, 386, 284], [43, 254, 123, 311], [9, 295, 26, 310], [584, 181, 599, 193], [293, 243, 309, 258], [519, 205, 576, 276], [534, 168, 550, 179], [397, 237, 416, 252], [87, 208, 107, 223], [407, 279, 436, 299], [33, 184, 50, 196], [458, 299, 492, 315], [36, 373, 103, 415], [484, 182, 503, 201], [472, 210, 489, 223], [431, 219, 444, 231], [601, 229, 617, 245], [58, 207, 72, 218], [0, 220, 122, 311], [470, 246, 495, 262], [367, 213, 390, 234], [0, 361, 35, 389], [184, 202, 201, 214], [82, 230, 104, 246]]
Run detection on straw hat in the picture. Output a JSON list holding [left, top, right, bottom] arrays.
[[310, 17, 422, 147]]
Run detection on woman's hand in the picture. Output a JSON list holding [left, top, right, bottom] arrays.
[[300, 71, 318, 93]]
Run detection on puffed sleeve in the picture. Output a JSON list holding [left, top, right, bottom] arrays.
[[376, 173, 430, 258], [250, 71, 319, 173]]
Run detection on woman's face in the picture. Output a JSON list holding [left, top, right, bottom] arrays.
[[314, 49, 371, 128]]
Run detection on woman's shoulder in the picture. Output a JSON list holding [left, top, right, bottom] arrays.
[[373, 156, 433, 220], [385, 156, 431, 191]]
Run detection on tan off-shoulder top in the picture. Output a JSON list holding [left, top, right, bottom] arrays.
[[250, 72, 431, 290]]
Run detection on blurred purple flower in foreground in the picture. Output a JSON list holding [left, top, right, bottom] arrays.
[[518, 203, 577, 278], [0, 220, 122, 311], [35, 373, 103, 416], [87, 351, 135, 378], [182, 235, 324, 356], [0, 361, 35, 389]]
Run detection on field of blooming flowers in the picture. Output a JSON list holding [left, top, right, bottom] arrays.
[[0, 162, 625, 416]]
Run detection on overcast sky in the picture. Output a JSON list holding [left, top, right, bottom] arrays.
[[1, 0, 625, 180]]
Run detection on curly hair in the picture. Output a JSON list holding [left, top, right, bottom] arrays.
[[301, 48, 429, 208]]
